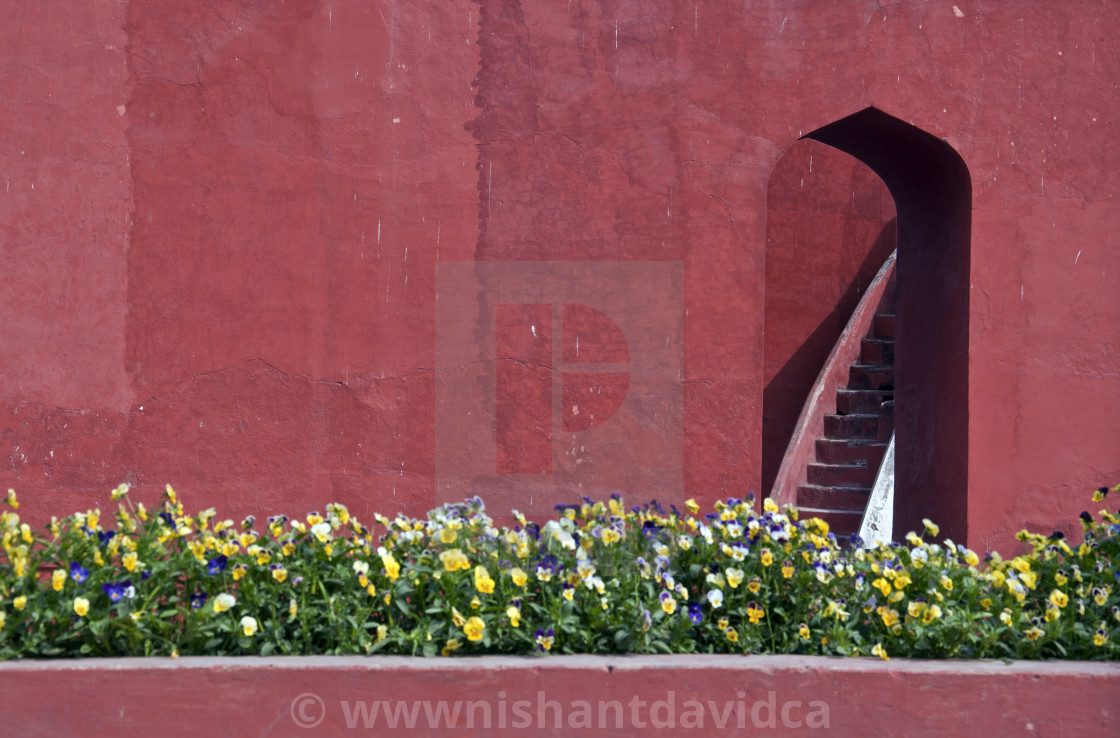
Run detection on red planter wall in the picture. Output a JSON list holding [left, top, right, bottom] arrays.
[[0, 655, 1118, 736]]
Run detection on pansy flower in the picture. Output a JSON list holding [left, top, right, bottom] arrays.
[[687, 603, 703, 624], [102, 579, 133, 603], [213, 593, 236, 613], [463, 616, 486, 642], [535, 555, 558, 582], [534, 627, 555, 652], [207, 555, 228, 576], [746, 602, 765, 624], [190, 591, 209, 609], [69, 562, 90, 583]]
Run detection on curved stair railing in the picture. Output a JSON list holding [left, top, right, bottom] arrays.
[[769, 251, 897, 535]]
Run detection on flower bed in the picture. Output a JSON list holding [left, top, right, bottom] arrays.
[[0, 484, 1118, 662]]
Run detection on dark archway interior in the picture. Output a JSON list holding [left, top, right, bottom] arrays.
[[807, 107, 972, 542]]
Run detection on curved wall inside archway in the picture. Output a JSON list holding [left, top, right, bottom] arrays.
[[762, 141, 897, 498]]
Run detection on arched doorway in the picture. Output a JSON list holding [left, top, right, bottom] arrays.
[[767, 107, 971, 542]]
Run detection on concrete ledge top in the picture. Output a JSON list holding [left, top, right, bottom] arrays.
[[2, 653, 1119, 676]]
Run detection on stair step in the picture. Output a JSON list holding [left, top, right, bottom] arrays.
[[860, 338, 895, 365], [836, 388, 893, 415], [807, 462, 876, 489], [797, 484, 872, 511], [873, 313, 895, 339], [794, 507, 864, 536], [848, 363, 894, 391], [815, 438, 888, 466], [823, 413, 880, 439]]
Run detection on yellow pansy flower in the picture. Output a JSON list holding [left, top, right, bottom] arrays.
[[510, 567, 528, 587], [463, 616, 485, 642], [73, 597, 90, 617], [474, 565, 495, 594], [381, 552, 400, 582], [439, 548, 470, 572], [878, 607, 900, 628]]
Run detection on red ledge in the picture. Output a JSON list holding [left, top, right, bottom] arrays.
[[2, 654, 1118, 735]]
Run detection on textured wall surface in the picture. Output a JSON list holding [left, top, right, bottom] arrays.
[[1, 0, 1117, 553]]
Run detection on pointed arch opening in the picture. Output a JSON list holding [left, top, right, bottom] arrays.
[[767, 107, 971, 542]]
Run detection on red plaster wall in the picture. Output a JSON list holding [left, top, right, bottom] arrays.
[[1, 0, 1118, 553]]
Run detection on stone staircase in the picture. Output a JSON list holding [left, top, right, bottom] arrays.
[[794, 288, 896, 538]]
